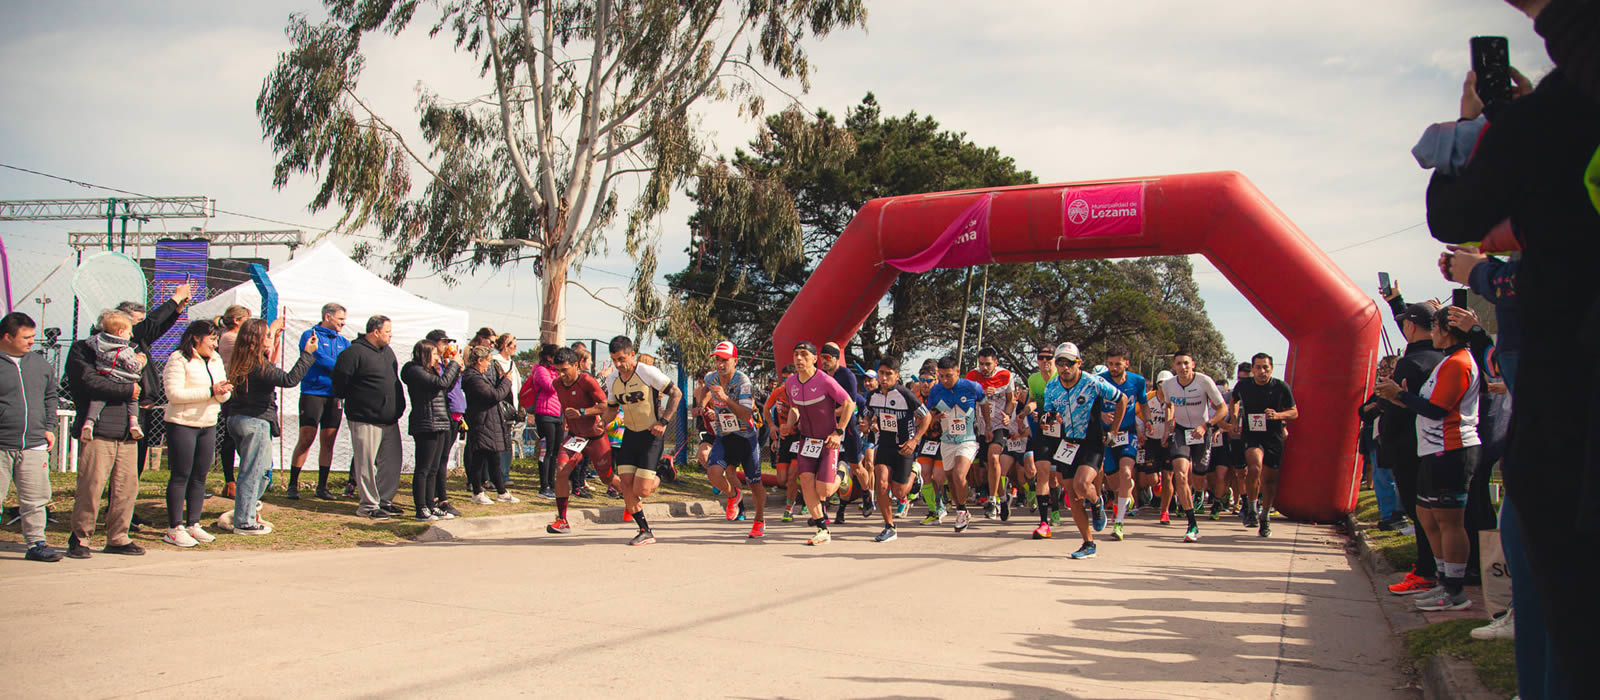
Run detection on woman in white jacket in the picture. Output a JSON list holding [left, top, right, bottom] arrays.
[[161, 320, 233, 547]]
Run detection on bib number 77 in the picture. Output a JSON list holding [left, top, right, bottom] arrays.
[[1053, 440, 1080, 464]]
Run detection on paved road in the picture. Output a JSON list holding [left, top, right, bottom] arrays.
[[1, 508, 1414, 699]]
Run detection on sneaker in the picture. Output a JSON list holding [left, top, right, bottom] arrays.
[[416, 512, 439, 522], [431, 507, 456, 520], [623, 509, 635, 523], [342, 482, 356, 498], [1032, 522, 1053, 539], [1111, 522, 1125, 541], [999, 497, 1011, 522], [163, 526, 199, 548], [1209, 500, 1221, 521], [861, 498, 876, 518], [1242, 506, 1258, 528], [183, 524, 215, 543], [378, 501, 405, 516], [316, 487, 339, 501], [724, 496, 740, 521], [495, 492, 520, 504], [1388, 571, 1438, 595], [954, 509, 970, 533], [834, 503, 847, 525], [360, 509, 391, 520], [807, 527, 831, 546], [25, 543, 62, 562], [537, 490, 556, 500], [1049, 509, 1062, 527], [285, 485, 300, 500], [1091, 505, 1107, 532], [1070, 541, 1098, 559], [781, 510, 795, 523], [103, 541, 146, 555], [605, 487, 622, 499], [1415, 588, 1471, 612], [66, 534, 92, 559], [873, 526, 897, 543], [984, 501, 999, 520], [797, 505, 810, 517], [546, 518, 571, 534], [1183, 524, 1200, 543], [1470, 608, 1515, 641], [893, 500, 910, 518], [629, 530, 656, 546], [748, 521, 765, 539], [436, 502, 463, 518], [1159, 511, 1171, 526], [921, 511, 945, 526], [233, 523, 273, 536], [1258, 519, 1271, 538], [471, 492, 494, 505]]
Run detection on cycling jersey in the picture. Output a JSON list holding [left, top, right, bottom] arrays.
[[1027, 370, 1054, 406], [702, 368, 757, 438], [784, 370, 850, 440], [1161, 373, 1224, 429], [606, 363, 673, 432], [866, 385, 928, 448], [1415, 347, 1480, 455], [927, 379, 985, 444], [1144, 389, 1171, 440], [1098, 370, 1147, 432], [965, 367, 1014, 434], [1041, 372, 1124, 440]]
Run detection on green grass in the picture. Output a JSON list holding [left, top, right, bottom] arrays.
[[1354, 489, 1417, 572], [3, 457, 719, 552], [1405, 618, 1517, 697]]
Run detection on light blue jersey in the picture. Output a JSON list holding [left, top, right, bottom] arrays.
[[1041, 372, 1124, 440], [1098, 371, 1147, 432], [927, 378, 985, 444]]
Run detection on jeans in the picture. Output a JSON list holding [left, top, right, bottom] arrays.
[[165, 423, 216, 528], [1373, 464, 1401, 522], [227, 415, 273, 529], [1501, 497, 1570, 699]]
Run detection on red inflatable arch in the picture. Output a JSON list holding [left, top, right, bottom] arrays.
[[773, 171, 1380, 522]]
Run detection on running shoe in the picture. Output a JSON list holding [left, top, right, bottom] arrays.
[[629, 530, 655, 546], [748, 521, 765, 539], [1159, 510, 1171, 525], [797, 505, 810, 517], [781, 509, 795, 523], [1111, 522, 1124, 541], [1243, 507, 1258, 528], [984, 501, 999, 520], [954, 509, 970, 533], [1470, 609, 1515, 640], [623, 509, 635, 523], [1258, 519, 1271, 538], [861, 498, 875, 518], [163, 526, 198, 548], [1388, 571, 1438, 596], [1414, 588, 1471, 612], [546, 518, 571, 534], [1091, 505, 1107, 533], [807, 527, 831, 545], [834, 503, 847, 525], [999, 497, 1011, 522], [1183, 524, 1200, 543], [893, 499, 910, 518], [186, 524, 216, 543], [1032, 522, 1053, 539], [724, 495, 740, 521], [1049, 509, 1062, 527], [1069, 541, 1097, 559], [873, 527, 897, 543], [921, 511, 945, 526], [1209, 500, 1222, 521], [471, 492, 494, 505]]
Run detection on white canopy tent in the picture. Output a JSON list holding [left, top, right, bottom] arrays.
[[190, 242, 471, 473]]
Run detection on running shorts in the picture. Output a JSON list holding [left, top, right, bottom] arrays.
[[1141, 438, 1168, 474], [615, 428, 665, 478], [1047, 437, 1104, 476], [840, 430, 864, 464], [1418, 446, 1478, 509], [874, 443, 917, 485], [299, 394, 343, 430], [939, 440, 979, 469], [557, 434, 615, 482], [1168, 425, 1212, 471], [792, 436, 840, 483], [709, 433, 762, 483], [1242, 435, 1285, 469]]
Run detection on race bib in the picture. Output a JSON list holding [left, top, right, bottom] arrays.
[[1184, 430, 1205, 446], [788, 440, 802, 455], [716, 412, 742, 435], [562, 436, 589, 452], [1109, 432, 1129, 447], [878, 413, 898, 432], [1248, 413, 1267, 432], [1053, 440, 1080, 464], [801, 438, 824, 458], [1005, 435, 1027, 452], [920, 441, 940, 456], [947, 416, 968, 435], [1042, 422, 1062, 438], [1210, 431, 1223, 447]]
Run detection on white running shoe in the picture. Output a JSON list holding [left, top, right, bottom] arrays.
[[472, 492, 494, 505], [496, 492, 520, 503], [954, 509, 970, 533], [163, 526, 198, 548], [186, 524, 216, 543], [1471, 608, 1515, 641]]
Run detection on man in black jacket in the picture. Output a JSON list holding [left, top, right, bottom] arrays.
[[332, 316, 407, 518], [1377, 291, 1445, 596], [0, 313, 62, 562], [64, 310, 147, 558], [115, 282, 190, 477]]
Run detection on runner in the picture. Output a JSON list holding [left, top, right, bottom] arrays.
[[865, 355, 932, 542], [1160, 351, 1228, 543], [601, 335, 683, 546], [783, 342, 855, 546], [1224, 362, 1254, 518], [1097, 348, 1146, 542], [1034, 342, 1127, 559], [1026, 347, 1066, 527], [963, 348, 1015, 520], [1203, 375, 1235, 523], [696, 341, 766, 538], [860, 370, 880, 503], [1232, 353, 1299, 538], [926, 356, 985, 533], [997, 383, 1037, 522], [545, 346, 622, 535], [817, 343, 872, 524], [1140, 370, 1174, 519], [910, 369, 948, 524], [764, 365, 802, 522]]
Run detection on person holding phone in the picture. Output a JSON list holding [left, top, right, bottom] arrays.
[[226, 318, 316, 534]]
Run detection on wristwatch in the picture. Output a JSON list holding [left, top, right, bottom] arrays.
[[832, 428, 845, 436]]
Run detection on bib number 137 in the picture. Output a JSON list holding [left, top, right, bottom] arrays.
[[801, 438, 825, 458]]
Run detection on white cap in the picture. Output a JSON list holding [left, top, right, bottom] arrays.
[[1156, 370, 1175, 382], [1092, 364, 1108, 374], [1053, 342, 1080, 362], [865, 369, 878, 378]]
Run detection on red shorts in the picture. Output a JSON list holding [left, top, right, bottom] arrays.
[[557, 435, 614, 482]]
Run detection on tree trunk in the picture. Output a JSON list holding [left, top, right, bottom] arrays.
[[541, 252, 570, 345]]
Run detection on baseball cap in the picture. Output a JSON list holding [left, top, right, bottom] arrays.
[[711, 340, 737, 359], [1156, 370, 1174, 382], [1053, 342, 1081, 362], [865, 369, 877, 379], [425, 329, 455, 343], [1092, 364, 1108, 374], [1397, 303, 1435, 329]]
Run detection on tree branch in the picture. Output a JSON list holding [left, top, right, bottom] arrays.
[[344, 88, 469, 205], [481, 0, 545, 213], [568, 277, 664, 324], [593, 10, 728, 145]]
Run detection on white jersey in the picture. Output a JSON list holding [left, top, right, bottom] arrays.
[[1144, 391, 1171, 440], [1161, 373, 1224, 429]]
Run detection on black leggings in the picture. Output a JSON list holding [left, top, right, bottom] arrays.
[[467, 447, 508, 495], [435, 428, 458, 505], [1389, 453, 1436, 578], [534, 414, 563, 492], [412, 431, 447, 515], [218, 418, 237, 483], [165, 422, 217, 528]]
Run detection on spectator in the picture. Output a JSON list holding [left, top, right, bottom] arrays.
[[65, 309, 146, 559], [289, 303, 351, 501], [78, 313, 146, 441], [1377, 291, 1445, 595], [521, 343, 563, 499], [0, 312, 63, 562], [424, 329, 466, 517], [332, 315, 408, 519], [160, 320, 232, 547], [114, 282, 190, 488], [215, 305, 251, 497], [225, 319, 314, 534], [462, 346, 516, 504], [1357, 355, 1407, 531], [402, 338, 463, 521], [491, 333, 522, 485]]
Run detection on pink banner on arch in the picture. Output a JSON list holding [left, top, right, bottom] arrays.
[[1061, 183, 1146, 238], [884, 194, 994, 273]]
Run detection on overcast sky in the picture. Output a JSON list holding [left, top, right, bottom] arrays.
[[0, 1, 1549, 374]]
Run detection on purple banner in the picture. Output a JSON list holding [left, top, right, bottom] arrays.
[[151, 241, 208, 358], [1061, 183, 1145, 239], [885, 194, 995, 273]]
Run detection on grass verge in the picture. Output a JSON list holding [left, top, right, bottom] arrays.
[[3, 458, 718, 552], [1405, 618, 1516, 697], [1354, 489, 1416, 572]]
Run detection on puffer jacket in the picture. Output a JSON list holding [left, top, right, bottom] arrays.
[[402, 359, 461, 436], [463, 365, 511, 452], [162, 349, 231, 428]]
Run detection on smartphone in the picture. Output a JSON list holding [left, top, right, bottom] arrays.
[[1471, 36, 1513, 113], [1453, 288, 1469, 308], [1378, 272, 1392, 297]]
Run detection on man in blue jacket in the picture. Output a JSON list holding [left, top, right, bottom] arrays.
[[289, 303, 351, 501], [0, 313, 61, 562]]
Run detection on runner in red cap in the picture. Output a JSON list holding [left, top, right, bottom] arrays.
[[695, 340, 767, 537]]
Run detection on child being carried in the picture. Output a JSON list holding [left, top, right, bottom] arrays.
[[82, 314, 146, 440]]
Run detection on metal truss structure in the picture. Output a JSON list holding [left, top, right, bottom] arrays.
[[0, 196, 213, 221]]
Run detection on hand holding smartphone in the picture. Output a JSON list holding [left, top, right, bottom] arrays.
[[1471, 36, 1513, 113], [1452, 288, 1469, 309]]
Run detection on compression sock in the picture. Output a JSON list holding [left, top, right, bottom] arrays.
[[557, 497, 568, 519], [922, 483, 941, 511], [1037, 494, 1052, 522], [1117, 496, 1131, 523], [1443, 561, 1467, 595], [633, 511, 650, 532], [289, 466, 302, 489], [317, 465, 330, 492], [1433, 558, 1446, 580], [1185, 509, 1197, 527]]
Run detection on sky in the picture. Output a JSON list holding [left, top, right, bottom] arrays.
[[0, 0, 1550, 374]]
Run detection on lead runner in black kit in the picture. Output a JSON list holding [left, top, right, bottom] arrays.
[[866, 355, 932, 542]]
